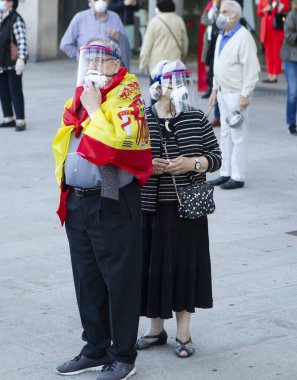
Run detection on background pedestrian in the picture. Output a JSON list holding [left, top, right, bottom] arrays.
[[0, 0, 28, 131]]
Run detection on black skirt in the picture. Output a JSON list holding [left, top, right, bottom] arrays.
[[140, 203, 213, 319]]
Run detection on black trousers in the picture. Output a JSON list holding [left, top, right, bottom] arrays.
[[65, 181, 142, 364], [0, 69, 25, 119]]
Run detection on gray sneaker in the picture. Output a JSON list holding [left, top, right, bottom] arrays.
[[56, 353, 109, 376], [97, 361, 136, 380]]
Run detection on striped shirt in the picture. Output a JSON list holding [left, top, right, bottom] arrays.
[[141, 107, 222, 213]]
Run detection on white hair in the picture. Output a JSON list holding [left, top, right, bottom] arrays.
[[222, 0, 242, 18]]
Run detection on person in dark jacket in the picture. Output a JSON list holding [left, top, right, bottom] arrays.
[[108, 0, 138, 50], [0, 0, 28, 131], [280, 0, 297, 135]]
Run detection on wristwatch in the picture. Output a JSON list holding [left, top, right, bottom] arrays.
[[194, 158, 201, 172]]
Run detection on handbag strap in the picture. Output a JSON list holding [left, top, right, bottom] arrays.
[[151, 105, 182, 206], [157, 17, 183, 54]]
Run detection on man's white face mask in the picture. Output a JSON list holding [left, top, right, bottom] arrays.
[[84, 70, 108, 89], [93, 0, 107, 13]]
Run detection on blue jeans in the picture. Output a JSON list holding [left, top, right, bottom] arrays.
[[284, 60, 297, 126]]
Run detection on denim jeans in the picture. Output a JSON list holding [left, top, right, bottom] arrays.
[[284, 60, 297, 126]]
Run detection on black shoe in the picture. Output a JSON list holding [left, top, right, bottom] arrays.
[[207, 176, 230, 186], [0, 120, 16, 128], [56, 353, 109, 376], [97, 361, 136, 380], [135, 329, 167, 350], [220, 178, 244, 190], [201, 89, 212, 99], [288, 125, 297, 135], [15, 122, 26, 132], [262, 78, 278, 83]]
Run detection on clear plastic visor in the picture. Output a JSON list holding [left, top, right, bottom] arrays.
[[76, 45, 120, 87], [159, 70, 199, 113]]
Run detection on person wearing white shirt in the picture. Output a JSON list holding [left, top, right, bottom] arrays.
[[208, 0, 260, 190]]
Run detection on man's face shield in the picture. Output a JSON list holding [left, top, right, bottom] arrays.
[[159, 70, 199, 113], [76, 44, 120, 88]]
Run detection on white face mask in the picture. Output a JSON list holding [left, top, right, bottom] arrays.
[[170, 86, 189, 112], [216, 13, 231, 30], [84, 70, 108, 89], [94, 0, 107, 13], [0, 1, 7, 12]]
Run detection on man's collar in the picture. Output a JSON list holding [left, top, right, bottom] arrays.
[[221, 22, 241, 36], [90, 8, 109, 21]]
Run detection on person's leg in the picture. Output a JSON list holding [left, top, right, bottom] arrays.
[[91, 182, 142, 365], [65, 193, 111, 359], [217, 91, 233, 177], [263, 36, 274, 78], [0, 71, 14, 120], [175, 311, 194, 357], [142, 318, 164, 337], [272, 30, 284, 78], [284, 60, 297, 127], [6, 69, 25, 121], [229, 93, 249, 182]]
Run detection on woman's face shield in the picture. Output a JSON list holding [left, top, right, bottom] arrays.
[[160, 70, 199, 113], [76, 45, 120, 88]]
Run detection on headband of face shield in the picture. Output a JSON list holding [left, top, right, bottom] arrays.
[[76, 44, 120, 89], [150, 60, 199, 113]]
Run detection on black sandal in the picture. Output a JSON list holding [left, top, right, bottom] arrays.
[[174, 337, 195, 358], [135, 329, 168, 350]]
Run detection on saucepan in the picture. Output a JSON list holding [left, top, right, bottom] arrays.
[[226, 110, 244, 128]]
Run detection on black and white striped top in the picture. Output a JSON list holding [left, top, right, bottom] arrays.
[[141, 107, 222, 213]]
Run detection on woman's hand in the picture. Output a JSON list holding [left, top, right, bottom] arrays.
[[152, 158, 169, 175], [165, 156, 195, 175], [80, 84, 102, 118], [263, 4, 272, 12]]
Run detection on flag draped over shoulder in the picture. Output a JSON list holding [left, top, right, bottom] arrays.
[[52, 68, 152, 191]]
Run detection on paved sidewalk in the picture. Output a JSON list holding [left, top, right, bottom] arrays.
[[0, 59, 296, 380]]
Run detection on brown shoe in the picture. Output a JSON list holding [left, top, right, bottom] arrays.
[[211, 117, 221, 127]]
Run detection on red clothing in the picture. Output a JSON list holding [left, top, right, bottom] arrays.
[[257, 0, 290, 75], [197, 1, 213, 92]]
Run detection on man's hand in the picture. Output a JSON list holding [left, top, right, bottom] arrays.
[[152, 158, 169, 175], [107, 28, 119, 42], [80, 84, 102, 118], [239, 95, 249, 110], [209, 90, 217, 106], [165, 156, 194, 175], [15, 58, 25, 75], [139, 67, 145, 74]]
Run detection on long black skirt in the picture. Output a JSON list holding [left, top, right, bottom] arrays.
[[140, 203, 213, 319]]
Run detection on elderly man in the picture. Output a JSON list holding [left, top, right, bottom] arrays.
[[208, 0, 260, 189], [52, 38, 151, 380], [60, 0, 131, 69]]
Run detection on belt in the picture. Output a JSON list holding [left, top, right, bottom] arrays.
[[70, 187, 101, 197]]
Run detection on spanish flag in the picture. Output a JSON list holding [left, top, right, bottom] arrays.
[[52, 67, 152, 224]]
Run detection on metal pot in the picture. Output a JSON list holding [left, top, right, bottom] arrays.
[[226, 110, 244, 128]]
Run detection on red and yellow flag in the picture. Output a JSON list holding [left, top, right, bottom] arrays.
[[52, 69, 152, 189]]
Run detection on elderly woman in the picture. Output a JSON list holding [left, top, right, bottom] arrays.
[[137, 60, 222, 358], [0, 0, 28, 131], [139, 0, 188, 75]]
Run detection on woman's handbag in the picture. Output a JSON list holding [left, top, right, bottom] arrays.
[[273, 13, 287, 30], [10, 29, 18, 62], [151, 105, 215, 220]]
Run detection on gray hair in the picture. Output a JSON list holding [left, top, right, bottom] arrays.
[[221, 0, 242, 18], [86, 36, 122, 60]]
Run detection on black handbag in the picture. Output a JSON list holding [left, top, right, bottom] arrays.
[[273, 13, 287, 30], [151, 105, 215, 220]]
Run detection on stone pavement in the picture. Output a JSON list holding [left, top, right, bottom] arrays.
[[0, 59, 297, 380]]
